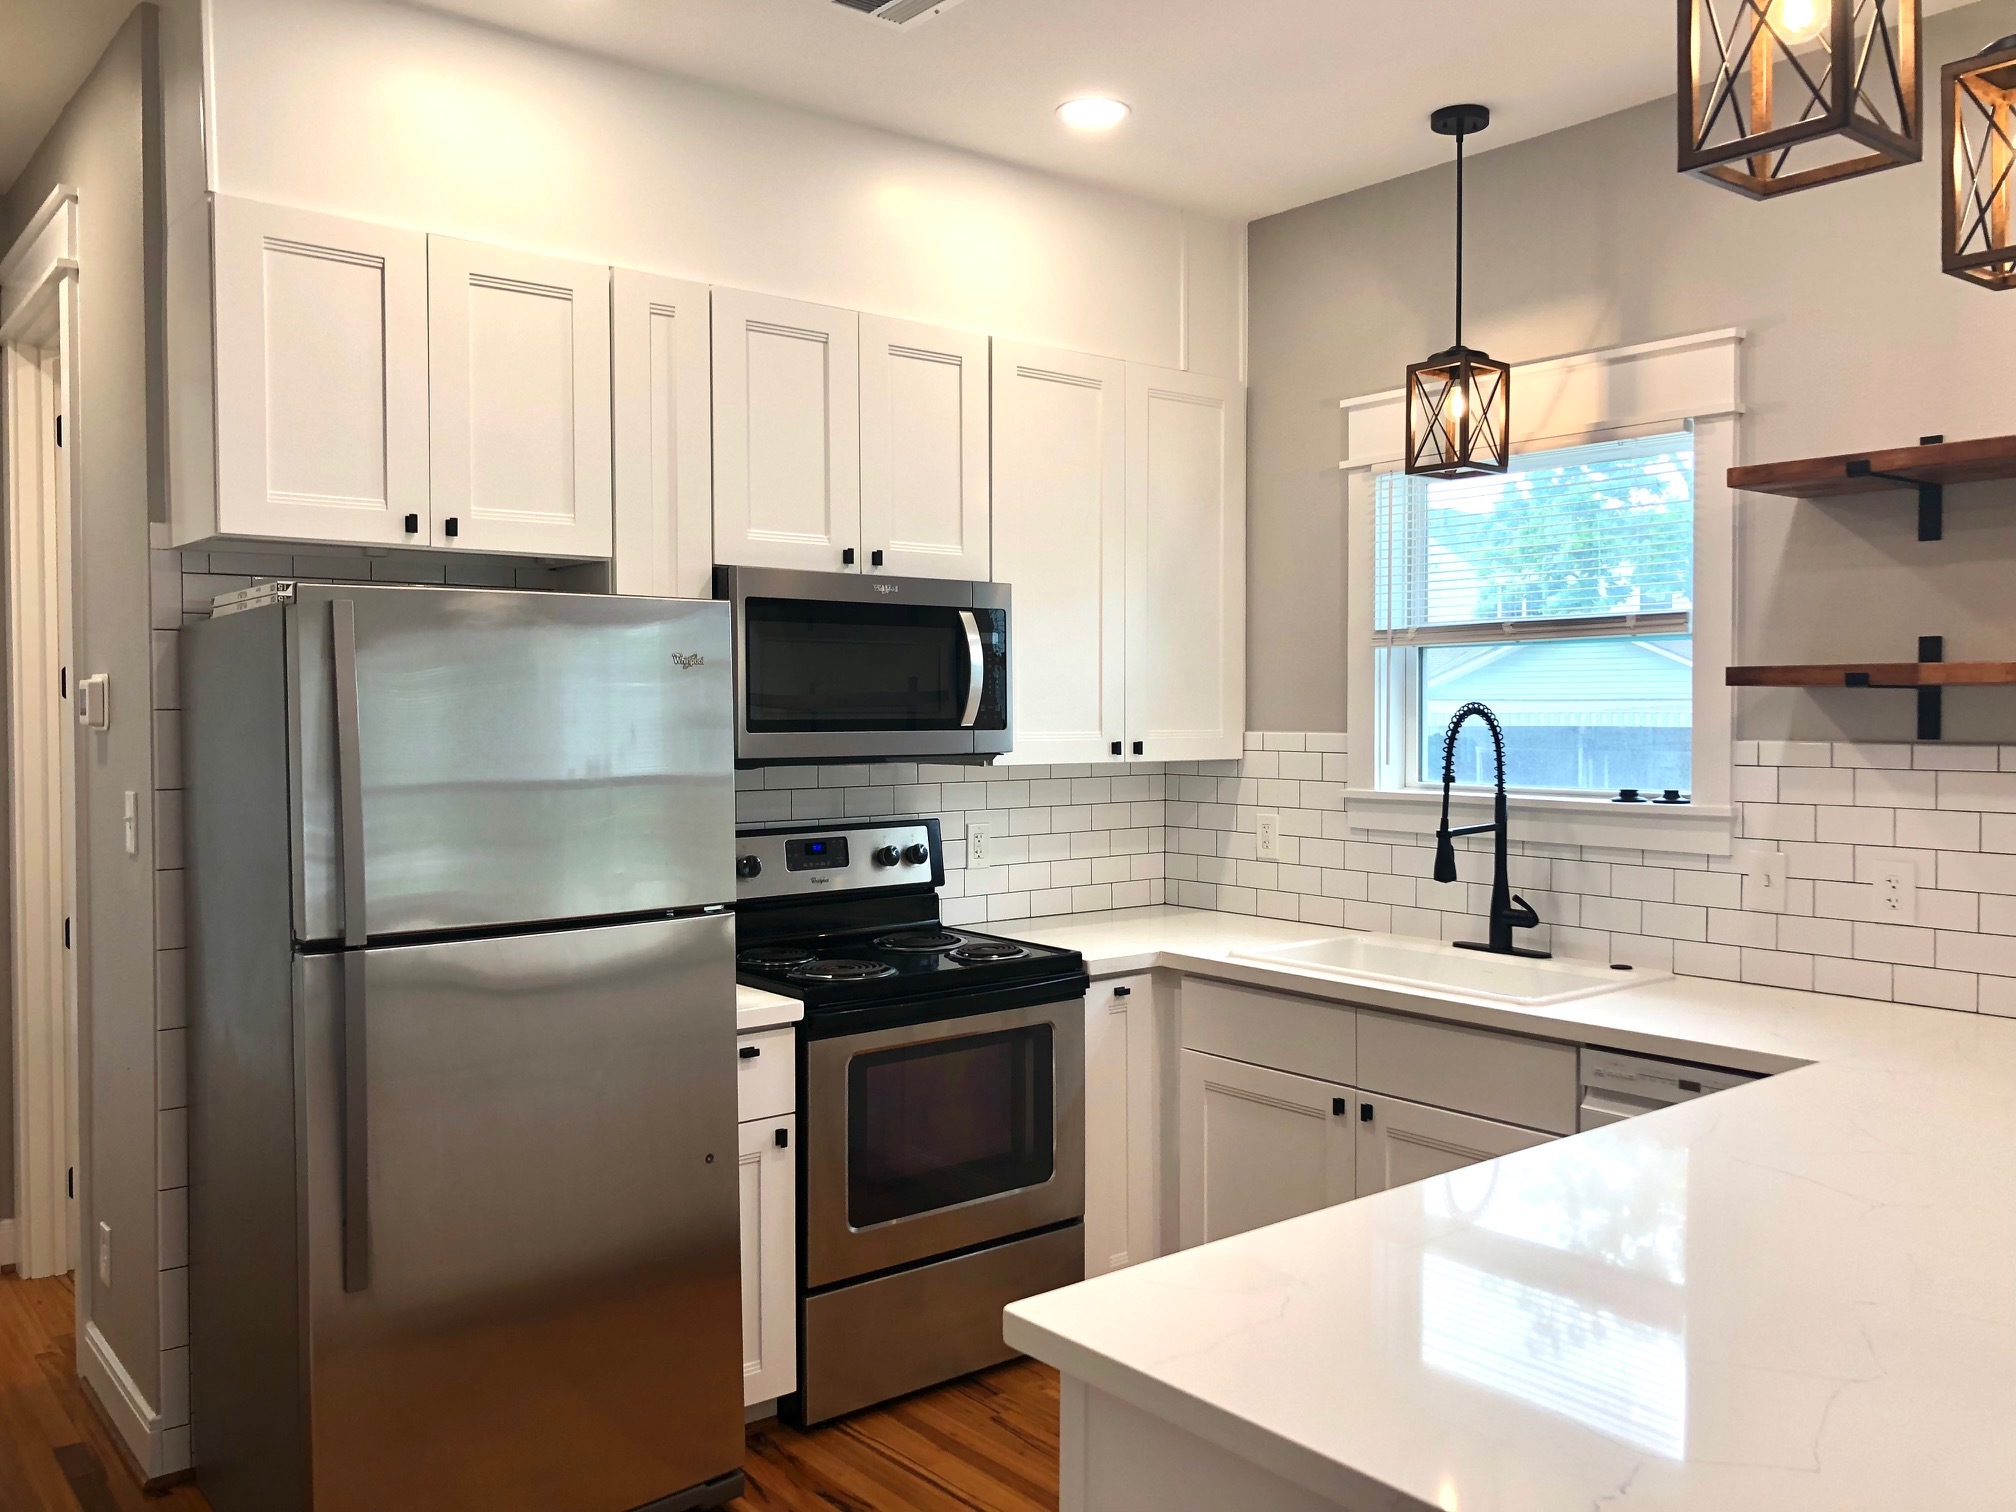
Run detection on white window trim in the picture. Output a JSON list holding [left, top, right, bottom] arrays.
[[1341, 329, 1741, 856]]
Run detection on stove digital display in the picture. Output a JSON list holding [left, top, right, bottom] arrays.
[[785, 837, 850, 872]]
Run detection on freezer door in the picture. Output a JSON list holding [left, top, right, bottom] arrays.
[[298, 913, 742, 1512], [293, 585, 732, 941]]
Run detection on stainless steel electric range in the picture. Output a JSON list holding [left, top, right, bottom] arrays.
[[734, 819, 1088, 1425]]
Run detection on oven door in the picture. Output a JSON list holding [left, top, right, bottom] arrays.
[[720, 567, 1009, 764], [804, 996, 1084, 1289]]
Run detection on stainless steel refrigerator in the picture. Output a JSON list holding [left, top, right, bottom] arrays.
[[184, 583, 744, 1512]]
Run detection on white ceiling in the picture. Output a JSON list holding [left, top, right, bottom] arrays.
[[0, 0, 134, 196], [404, 0, 1972, 221]]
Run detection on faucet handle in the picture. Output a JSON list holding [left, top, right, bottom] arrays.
[[1507, 893, 1541, 929]]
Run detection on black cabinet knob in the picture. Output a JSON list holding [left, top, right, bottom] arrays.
[[842, 547, 856, 565], [1112, 985, 1131, 998], [1360, 1102, 1375, 1122], [736, 855, 762, 879], [903, 843, 930, 865], [873, 845, 902, 866], [871, 550, 884, 567], [403, 513, 419, 533], [1132, 741, 1144, 756], [1110, 741, 1123, 756], [739, 1045, 760, 1060], [444, 517, 460, 539], [1331, 1097, 1348, 1117], [774, 1126, 790, 1148]]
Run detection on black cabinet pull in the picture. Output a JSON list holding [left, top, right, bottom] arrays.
[[842, 547, 855, 565], [403, 513, 419, 534], [1360, 1102, 1375, 1122], [1112, 985, 1131, 998], [774, 1126, 790, 1148], [738, 1045, 760, 1060], [444, 517, 460, 539], [871, 549, 884, 567], [1132, 741, 1144, 756], [1331, 1097, 1348, 1117], [1110, 741, 1122, 756]]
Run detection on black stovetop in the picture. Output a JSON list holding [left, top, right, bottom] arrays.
[[734, 924, 1084, 1010]]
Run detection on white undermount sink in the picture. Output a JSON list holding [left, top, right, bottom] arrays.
[[1230, 933, 1669, 1006]]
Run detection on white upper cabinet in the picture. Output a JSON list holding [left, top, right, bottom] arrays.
[[208, 197, 430, 548], [991, 342, 1128, 765], [711, 289, 861, 573], [427, 236, 613, 558], [610, 270, 714, 598], [1125, 365, 1247, 762], [858, 315, 990, 581]]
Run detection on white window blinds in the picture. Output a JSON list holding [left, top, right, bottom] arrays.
[[1374, 431, 1695, 647]]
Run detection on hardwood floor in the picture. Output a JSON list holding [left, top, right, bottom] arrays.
[[0, 1268, 1059, 1512]]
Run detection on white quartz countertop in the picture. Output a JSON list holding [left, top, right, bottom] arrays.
[[735, 983, 802, 1033], [1004, 906, 2016, 1511]]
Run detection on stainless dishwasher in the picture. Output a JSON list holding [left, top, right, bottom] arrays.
[[1578, 1046, 1761, 1130]]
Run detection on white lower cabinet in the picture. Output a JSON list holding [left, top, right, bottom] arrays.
[[1354, 1093, 1554, 1197], [1178, 1049, 1355, 1249], [1084, 974, 1162, 1276], [739, 1114, 796, 1409]]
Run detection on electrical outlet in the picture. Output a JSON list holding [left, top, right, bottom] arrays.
[[123, 790, 137, 857], [1257, 812, 1281, 860], [967, 819, 994, 869], [1743, 849, 1788, 913], [1876, 865, 1917, 923], [97, 1221, 111, 1288]]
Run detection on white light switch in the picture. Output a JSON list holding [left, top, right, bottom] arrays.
[[123, 791, 137, 857], [1743, 849, 1788, 913]]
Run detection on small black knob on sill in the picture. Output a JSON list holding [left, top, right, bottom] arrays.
[[873, 845, 902, 866], [736, 855, 762, 879], [1613, 787, 1645, 804], [903, 843, 930, 865]]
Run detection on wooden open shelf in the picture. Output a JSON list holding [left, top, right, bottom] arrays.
[[1727, 662, 2016, 688], [1727, 434, 2016, 499]]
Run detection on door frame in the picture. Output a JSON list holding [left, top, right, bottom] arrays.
[[1, 184, 85, 1280]]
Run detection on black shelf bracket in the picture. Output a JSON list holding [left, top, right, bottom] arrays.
[[1845, 634, 1944, 738], [1844, 435, 1945, 542]]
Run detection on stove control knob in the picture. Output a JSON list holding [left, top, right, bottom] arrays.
[[903, 843, 930, 865], [736, 855, 762, 880], [872, 845, 902, 867]]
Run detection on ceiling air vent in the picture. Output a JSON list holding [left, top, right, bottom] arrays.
[[830, 0, 970, 26]]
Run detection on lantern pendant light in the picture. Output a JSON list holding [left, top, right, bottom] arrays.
[[1405, 104, 1510, 479], [1942, 34, 2016, 289], [1679, 0, 1921, 197]]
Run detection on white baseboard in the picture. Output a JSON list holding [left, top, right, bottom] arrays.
[[0, 1219, 15, 1268], [78, 1322, 176, 1479]]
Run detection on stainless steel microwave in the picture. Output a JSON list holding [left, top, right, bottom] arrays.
[[714, 567, 1010, 766]]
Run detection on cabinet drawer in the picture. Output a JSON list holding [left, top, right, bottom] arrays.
[[737, 1027, 796, 1122], [1179, 977, 1355, 1086], [1356, 1009, 1576, 1135]]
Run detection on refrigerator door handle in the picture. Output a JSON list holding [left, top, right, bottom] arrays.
[[331, 599, 367, 948], [340, 953, 372, 1293]]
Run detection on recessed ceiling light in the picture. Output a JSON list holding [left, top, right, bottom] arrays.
[[1057, 97, 1130, 131]]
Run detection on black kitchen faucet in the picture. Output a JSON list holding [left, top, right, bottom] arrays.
[[1432, 701, 1550, 959]]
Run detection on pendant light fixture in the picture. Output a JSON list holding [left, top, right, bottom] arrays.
[[1679, 0, 1920, 197], [1406, 104, 1509, 479], [1942, 34, 2016, 289]]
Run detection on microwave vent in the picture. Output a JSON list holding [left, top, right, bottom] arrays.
[[830, 0, 970, 26]]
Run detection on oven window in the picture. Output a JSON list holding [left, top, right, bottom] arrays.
[[744, 598, 968, 731], [847, 1025, 1054, 1229]]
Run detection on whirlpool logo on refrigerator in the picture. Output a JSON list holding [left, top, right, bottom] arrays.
[[670, 653, 706, 669]]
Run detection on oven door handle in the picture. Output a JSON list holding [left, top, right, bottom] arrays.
[[958, 610, 984, 728]]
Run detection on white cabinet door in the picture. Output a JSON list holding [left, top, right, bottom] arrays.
[[991, 342, 1127, 765], [859, 315, 989, 581], [711, 289, 860, 572], [1178, 1049, 1354, 1249], [739, 1114, 797, 1407], [1125, 365, 1246, 762], [1085, 973, 1161, 1276], [427, 236, 612, 558], [1354, 1093, 1553, 1198], [610, 269, 714, 598], [211, 196, 430, 547]]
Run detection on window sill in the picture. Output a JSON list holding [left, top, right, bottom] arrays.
[[1344, 787, 1735, 856]]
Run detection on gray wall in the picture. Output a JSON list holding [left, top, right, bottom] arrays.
[[1, 5, 167, 1400], [1247, 0, 2016, 743]]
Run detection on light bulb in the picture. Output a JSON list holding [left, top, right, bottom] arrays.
[[1057, 97, 1131, 131], [1773, 0, 1827, 44], [1446, 382, 1468, 421]]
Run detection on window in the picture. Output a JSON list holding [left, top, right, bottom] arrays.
[[1372, 430, 1696, 796]]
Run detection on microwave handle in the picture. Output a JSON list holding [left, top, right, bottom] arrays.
[[958, 610, 984, 728]]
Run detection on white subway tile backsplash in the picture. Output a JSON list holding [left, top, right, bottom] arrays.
[[1778, 767, 1856, 806], [1854, 768, 1938, 809]]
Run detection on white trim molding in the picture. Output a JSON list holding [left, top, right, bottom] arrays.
[[1342, 331, 1742, 855], [0, 185, 79, 328], [79, 1323, 174, 1479], [0, 1218, 15, 1268]]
